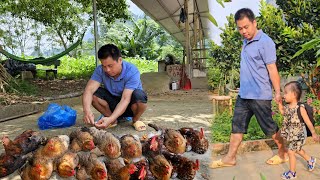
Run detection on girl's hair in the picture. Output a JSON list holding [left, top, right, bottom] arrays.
[[284, 81, 302, 101]]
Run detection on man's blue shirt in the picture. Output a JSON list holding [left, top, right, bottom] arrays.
[[239, 30, 276, 100], [91, 60, 143, 96]]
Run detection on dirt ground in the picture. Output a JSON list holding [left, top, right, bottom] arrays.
[[0, 79, 88, 106], [0, 81, 214, 180]]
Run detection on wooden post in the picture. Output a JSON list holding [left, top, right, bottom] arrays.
[[185, 0, 192, 78]]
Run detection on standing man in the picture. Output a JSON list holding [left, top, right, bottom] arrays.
[[82, 44, 147, 131], [211, 8, 287, 168]]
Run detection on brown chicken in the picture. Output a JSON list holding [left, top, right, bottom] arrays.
[[130, 159, 155, 180], [33, 135, 69, 160], [142, 135, 164, 158], [110, 163, 137, 180], [179, 127, 209, 154], [162, 150, 199, 180], [120, 134, 142, 162], [1, 130, 46, 157], [0, 153, 28, 178], [89, 127, 121, 159], [20, 156, 54, 180], [76, 151, 107, 180], [148, 123, 186, 154], [148, 154, 173, 180], [104, 158, 125, 178], [69, 127, 95, 152], [56, 151, 79, 178]]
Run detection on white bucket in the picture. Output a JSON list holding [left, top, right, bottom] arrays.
[[172, 81, 177, 90]]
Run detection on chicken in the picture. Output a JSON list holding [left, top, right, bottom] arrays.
[[89, 127, 121, 159], [142, 135, 164, 158], [148, 123, 186, 154], [179, 127, 209, 154], [20, 156, 54, 180], [76, 151, 107, 180], [120, 134, 142, 162], [130, 159, 155, 180], [56, 151, 79, 178], [33, 135, 69, 160], [162, 150, 199, 180], [148, 155, 172, 180], [0, 153, 28, 178], [1, 130, 46, 157], [104, 158, 125, 178], [110, 163, 137, 180], [69, 127, 95, 152]]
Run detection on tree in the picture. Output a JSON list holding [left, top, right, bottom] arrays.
[[0, 14, 36, 56], [276, 0, 320, 29], [208, 15, 242, 91], [0, 0, 129, 52], [102, 16, 169, 60], [275, 0, 320, 96]]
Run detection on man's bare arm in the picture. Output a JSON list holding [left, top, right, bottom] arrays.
[[267, 63, 281, 103], [82, 80, 101, 124], [109, 89, 133, 122]]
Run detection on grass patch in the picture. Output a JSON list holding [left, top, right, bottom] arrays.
[[5, 79, 38, 96]]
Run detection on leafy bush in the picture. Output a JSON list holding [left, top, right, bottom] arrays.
[[207, 67, 222, 90], [305, 93, 320, 124], [36, 56, 158, 79], [125, 57, 158, 74]]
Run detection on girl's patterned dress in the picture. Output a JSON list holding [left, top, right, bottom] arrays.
[[280, 104, 307, 151]]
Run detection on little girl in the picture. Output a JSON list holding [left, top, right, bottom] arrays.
[[279, 81, 318, 179]]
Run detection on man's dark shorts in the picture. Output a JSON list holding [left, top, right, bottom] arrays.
[[93, 87, 148, 118], [232, 96, 279, 137]]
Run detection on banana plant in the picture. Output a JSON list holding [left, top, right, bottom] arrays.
[[293, 37, 320, 66]]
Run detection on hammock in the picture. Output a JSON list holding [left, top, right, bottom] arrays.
[[0, 37, 82, 65]]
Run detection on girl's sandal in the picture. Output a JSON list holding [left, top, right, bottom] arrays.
[[307, 157, 316, 171], [281, 171, 297, 179]]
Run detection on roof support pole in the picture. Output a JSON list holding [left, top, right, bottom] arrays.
[[185, 0, 192, 78], [92, 0, 99, 67]]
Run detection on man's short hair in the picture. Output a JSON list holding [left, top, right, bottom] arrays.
[[234, 8, 255, 22], [98, 44, 122, 61]]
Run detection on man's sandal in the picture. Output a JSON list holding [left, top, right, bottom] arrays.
[[132, 121, 146, 131], [266, 155, 289, 165], [106, 123, 117, 129], [210, 159, 235, 169]]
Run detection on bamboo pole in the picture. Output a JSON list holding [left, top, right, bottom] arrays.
[[0, 63, 17, 93]]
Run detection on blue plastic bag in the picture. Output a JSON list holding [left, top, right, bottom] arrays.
[[38, 103, 77, 130]]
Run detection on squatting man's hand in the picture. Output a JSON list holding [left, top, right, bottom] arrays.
[[95, 117, 115, 129], [83, 111, 95, 125]]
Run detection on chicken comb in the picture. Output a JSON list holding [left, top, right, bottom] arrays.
[[138, 165, 146, 180], [150, 136, 158, 151], [200, 128, 204, 139], [194, 159, 200, 170], [129, 164, 137, 174]]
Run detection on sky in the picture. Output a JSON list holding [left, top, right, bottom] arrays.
[[127, 0, 262, 44]]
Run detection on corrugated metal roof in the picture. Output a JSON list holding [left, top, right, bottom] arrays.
[[131, 0, 210, 47]]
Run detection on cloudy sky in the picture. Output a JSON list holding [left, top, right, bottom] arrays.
[[127, 0, 262, 44]]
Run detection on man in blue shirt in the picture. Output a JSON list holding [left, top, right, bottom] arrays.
[[82, 44, 147, 131], [211, 8, 287, 168]]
